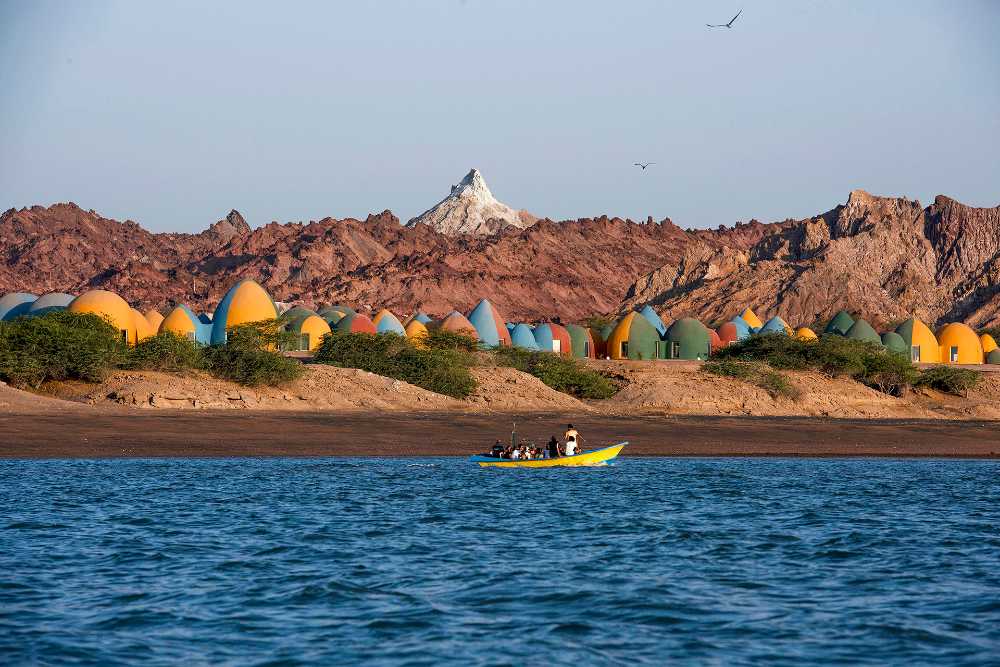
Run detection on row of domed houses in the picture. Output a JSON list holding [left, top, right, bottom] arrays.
[[1, 281, 998, 365]]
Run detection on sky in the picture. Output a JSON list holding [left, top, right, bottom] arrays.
[[1, 0, 998, 233]]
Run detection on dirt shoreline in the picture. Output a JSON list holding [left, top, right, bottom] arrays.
[[1, 411, 998, 459]]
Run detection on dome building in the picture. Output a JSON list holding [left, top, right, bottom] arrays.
[[68, 290, 137, 345], [407, 312, 433, 326], [718, 318, 751, 345], [880, 331, 908, 356], [210, 280, 278, 345], [467, 299, 512, 347], [404, 319, 429, 347], [760, 316, 791, 335], [824, 310, 855, 336], [565, 324, 597, 359], [510, 323, 540, 351], [845, 319, 881, 344], [286, 314, 331, 351], [607, 312, 660, 360], [740, 308, 763, 330], [372, 309, 406, 335], [144, 309, 165, 331], [988, 349, 1000, 365], [795, 327, 818, 341], [334, 312, 378, 334], [937, 323, 984, 364], [895, 317, 940, 363], [132, 309, 157, 341], [27, 293, 74, 316], [159, 304, 211, 344], [0, 293, 37, 321], [533, 323, 572, 356], [439, 311, 479, 339], [979, 334, 997, 355], [665, 317, 712, 360]]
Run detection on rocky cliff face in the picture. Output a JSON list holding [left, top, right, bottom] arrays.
[[2, 190, 998, 326], [620, 190, 1000, 328], [406, 169, 536, 236]]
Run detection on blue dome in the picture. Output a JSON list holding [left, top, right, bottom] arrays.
[[412, 312, 432, 324], [759, 316, 789, 335], [729, 317, 751, 340], [0, 293, 37, 321], [510, 323, 539, 351], [27, 293, 74, 316]]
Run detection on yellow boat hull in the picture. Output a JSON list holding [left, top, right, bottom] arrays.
[[471, 443, 626, 468]]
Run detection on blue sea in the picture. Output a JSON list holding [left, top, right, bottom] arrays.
[[1, 458, 999, 665]]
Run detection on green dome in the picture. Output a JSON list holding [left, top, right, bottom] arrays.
[[988, 349, 1000, 365], [880, 331, 908, 355], [665, 317, 711, 360], [845, 319, 881, 344], [824, 310, 855, 336]]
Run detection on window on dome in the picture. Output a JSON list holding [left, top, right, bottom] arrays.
[[552, 339, 561, 354], [120, 330, 128, 344], [671, 342, 680, 359], [911, 345, 920, 361], [583, 341, 590, 357], [621, 341, 629, 358], [950, 346, 959, 362]]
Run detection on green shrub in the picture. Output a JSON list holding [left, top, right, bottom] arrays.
[[915, 366, 982, 396], [125, 332, 205, 372], [422, 328, 480, 352], [203, 320, 304, 387], [703, 358, 800, 399], [313, 332, 477, 398], [714, 333, 919, 396], [0, 311, 126, 388], [491, 346, 618, 399]]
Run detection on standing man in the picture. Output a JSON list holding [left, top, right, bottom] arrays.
[[564, 423, 581, 456]]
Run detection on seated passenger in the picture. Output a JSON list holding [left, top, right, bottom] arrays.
[[547, 436, 561, 458], [510, 447, 521, 460], [491, 440, 504, 458]]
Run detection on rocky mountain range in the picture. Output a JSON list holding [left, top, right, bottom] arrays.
[[2, 176, 999, 327]]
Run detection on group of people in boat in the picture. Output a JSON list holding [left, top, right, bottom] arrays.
[[484, 424, 583, 460]]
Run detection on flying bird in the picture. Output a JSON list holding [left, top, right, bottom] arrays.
[[634, 162, 655, 170], [707, 8, 742, 28]]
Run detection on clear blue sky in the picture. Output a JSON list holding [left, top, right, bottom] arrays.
[[1, 0, 998, 232]]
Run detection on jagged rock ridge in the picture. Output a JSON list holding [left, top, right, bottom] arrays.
[[406, 169, 536, 236]]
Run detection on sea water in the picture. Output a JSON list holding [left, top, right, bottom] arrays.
[[1, 458, 998, 665]]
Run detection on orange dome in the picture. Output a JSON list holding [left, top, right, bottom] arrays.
[[68, 290, 137, 345]]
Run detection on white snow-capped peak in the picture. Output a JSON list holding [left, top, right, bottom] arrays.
[[407, 169, 535, 236]]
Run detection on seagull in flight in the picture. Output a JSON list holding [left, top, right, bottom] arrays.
[[707, 8, 742, 28], [634, 162, 655, 170]]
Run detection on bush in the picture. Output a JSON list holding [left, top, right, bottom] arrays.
[[0, 311, 126, 388], [714, 333, 919, 396], [202, 320, 304, 387], [491, 346, 618, 399], [915, 366, 981, 396], [313, 332, 477, 398], [124, 332, 205, 372], [703, 358, 801, 399]]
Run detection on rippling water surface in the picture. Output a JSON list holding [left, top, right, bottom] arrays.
[[1, 458, 999, 665]]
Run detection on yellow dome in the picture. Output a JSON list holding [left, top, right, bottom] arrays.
[[212, 280, 278, 345], [131, 308, 156, 341], [740, 308, 763, 329], [896, 317, 940, 363], [404, 319, 429, 348], [144, 309, 164, 331], [297, 315, 331, 351], [68, 290, 137, 345], [160, 305, 199, 339], [980, 334, 997, 354], [795, 327, 818, 341], [938, 323, 984, 364]]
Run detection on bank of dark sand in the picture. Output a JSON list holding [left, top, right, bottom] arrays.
[[1, 411, 998, 458]]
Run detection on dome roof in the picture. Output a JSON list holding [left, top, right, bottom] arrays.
[[467, 299, 512, 347], [27, 293, 74, 316], [937, 322, 984, 364], [286, 314, 331, 351], [404, 319, 429, 346], [665, 318, 711, 360], [510, 323, 539, 350], [717, 321, 740, 345], [565, 324, 597, 358], [607, 312, 660, 360], [211, 280, 278, 345], [709, 328, 723, 352], [988, 349, 1000, 365], [334, 312, 377, 334], [638, 305, 668, 336], [533, 323, 572, 355], [795, 327, 818, 341], [68, 290, 137, 343], [0, 292, 37, 321], [160, 304, 211, 344], [880, 331, 907, 355], [979, 334, 997, 354], [740, 308, 763, 330], [409, 312, 432, 325], [845, 319, 881, 344], [280, 306, 318, 324], [131, 308, 156, 341], [895, 317, 939, 363], [825, 310, 855, 336], [760, 316, 791, 335], [373, 309, 406, 335], [439, 311, 479, 339], [322, 304, 356, 317], [144, 310, 165, 330]]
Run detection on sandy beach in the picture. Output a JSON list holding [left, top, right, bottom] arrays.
[[2, 410, 998, 459]]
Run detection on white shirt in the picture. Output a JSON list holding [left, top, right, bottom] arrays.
[[565, 440, 577, 456], [510, 449, 521, 460]]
